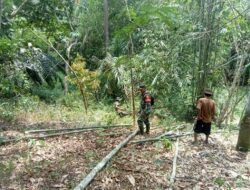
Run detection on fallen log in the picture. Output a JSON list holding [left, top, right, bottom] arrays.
[[132, 132, 193, 144], [169, 138, 179, 190], [25, 124, 131, 134], [74, 129, 139, 190]]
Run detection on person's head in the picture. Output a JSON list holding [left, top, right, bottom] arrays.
[[204, 89, 213, 97], [138, 84, 146, 94]]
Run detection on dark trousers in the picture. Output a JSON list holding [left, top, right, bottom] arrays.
[[194, 120, 211, 135], [137, 112, 150, 134]]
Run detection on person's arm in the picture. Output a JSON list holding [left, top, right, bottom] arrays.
[[212, 102, 216, 121], [143, 95, 152, 114], [196, 99, 202, 119]]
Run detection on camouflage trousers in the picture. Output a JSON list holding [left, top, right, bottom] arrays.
[[137, 112, 150, 135]]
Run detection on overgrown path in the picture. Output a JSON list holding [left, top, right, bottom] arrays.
[[0, 122, 249, 189]]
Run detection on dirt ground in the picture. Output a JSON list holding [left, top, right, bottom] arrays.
[[0, 122, 249, 190]]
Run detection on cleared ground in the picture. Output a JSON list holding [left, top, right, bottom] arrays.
[[0, 121, 249, 190]]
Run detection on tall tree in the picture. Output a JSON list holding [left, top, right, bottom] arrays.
[[103, 0, 109, 53], [236, 91, 250, 151], [0, 0, 2, 31], [193, 0, 221, 98]]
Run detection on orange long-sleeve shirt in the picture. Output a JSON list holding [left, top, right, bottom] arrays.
[[197, 97, 215, 123]]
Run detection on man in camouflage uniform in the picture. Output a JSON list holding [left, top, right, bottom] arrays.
[[137, 84, 152, 135]]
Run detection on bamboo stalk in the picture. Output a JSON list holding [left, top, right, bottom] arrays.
[[26, 129, 95, 139], [169, 138, 179, 190], [0, 137, 23, 145], [132, 132, 193, 144], [25, 124, 131, 134], [74, 129, 139, 190], [98, 132, 128, 137], [1, 125, 132, 146]]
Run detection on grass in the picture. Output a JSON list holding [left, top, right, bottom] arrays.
[[0, 94, 133, 128], [0, 160, 15, 180]]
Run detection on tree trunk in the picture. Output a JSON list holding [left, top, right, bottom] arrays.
[[236, 91, 250, 151], [103, 0, 109, 53], [194, 0, 219, 97], [65, 41, 78, 95], [0, 0, 3, 31], [124, 0, 136, 127], [216, 52, 246, 127], [216, 0, 247, 127], [131, 68, 136, 127], [64, 63, 69, 95]]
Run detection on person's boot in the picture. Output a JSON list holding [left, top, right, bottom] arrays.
[[139, 125, 144, 135]]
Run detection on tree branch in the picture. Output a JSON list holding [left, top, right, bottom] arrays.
[[11, 0, 28, 17]]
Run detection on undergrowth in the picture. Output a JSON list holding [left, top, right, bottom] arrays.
[[0, 93, 133, 127]]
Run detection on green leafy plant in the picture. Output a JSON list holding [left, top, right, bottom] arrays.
[[162, 138, 173, 150], [67, 55, 100, 113]]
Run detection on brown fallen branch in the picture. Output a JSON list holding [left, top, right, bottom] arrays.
[[132, 132, 193, 144], [25, 124, 131, 134], [169, 138, 179, 190], [74, 129, 139, 190]]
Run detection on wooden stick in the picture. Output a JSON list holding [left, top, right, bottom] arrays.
[[74, 129, 139, 190], [169, 138, 179, 190], [25, 124, 131, 134]]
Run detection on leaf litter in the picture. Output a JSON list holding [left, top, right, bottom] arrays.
[[0, 123, 249, 190]]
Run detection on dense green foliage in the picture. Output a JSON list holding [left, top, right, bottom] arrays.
[[0, 0, 249, 122]]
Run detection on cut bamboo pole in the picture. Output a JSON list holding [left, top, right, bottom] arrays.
[[132, 132, 193, 144], [0, 137, 23, 145], [169, 138, 179, 190], [97, 132, 128, 137], [25, 124, 131, 134], [74, 129, 139, 190], [26, 128, 95, 139], [1, 125, 132, 146]]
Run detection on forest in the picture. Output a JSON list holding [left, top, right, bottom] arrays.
[[0, 0, 250, 189]]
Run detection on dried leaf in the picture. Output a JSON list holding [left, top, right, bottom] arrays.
[[126, 174, 135, 186]]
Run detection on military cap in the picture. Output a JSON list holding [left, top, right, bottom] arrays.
[[138, 84, 146, 89]]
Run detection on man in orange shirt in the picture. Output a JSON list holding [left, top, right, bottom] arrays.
[[194, 89, 216, 144]]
